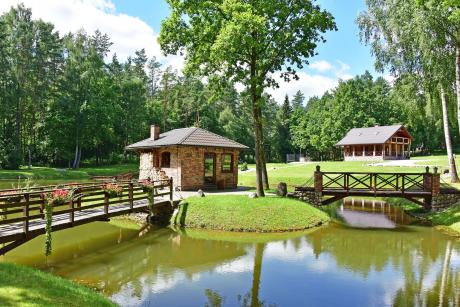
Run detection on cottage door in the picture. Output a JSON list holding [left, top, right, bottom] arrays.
[[204, 153, 216, 184]]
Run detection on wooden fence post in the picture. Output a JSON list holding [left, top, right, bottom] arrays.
[[314, 165, 322, 193], [104, 192, 109, 217], [169, 178, 173, 203], [129, 183, 134, 212], [23, 193, 29, 237], [69, 189, 76, 225]]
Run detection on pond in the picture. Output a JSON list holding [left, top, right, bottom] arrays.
[[1, 198, 460, 307]]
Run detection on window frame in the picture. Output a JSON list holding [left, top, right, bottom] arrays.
[[221, 153, 234, 173], [161, 152, 171, 168]]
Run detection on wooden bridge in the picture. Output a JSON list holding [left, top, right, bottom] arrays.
[[294, 166, 458, 208], [0, 179, 177, 255]]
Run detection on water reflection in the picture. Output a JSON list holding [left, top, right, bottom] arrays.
[[1, 200, 460, 306]]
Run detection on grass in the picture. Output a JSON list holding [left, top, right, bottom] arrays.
[[238, 155, 460, 191], [172, 195, 330, 232], [0, 164, 138, 180], [0, 262, 114, 307]]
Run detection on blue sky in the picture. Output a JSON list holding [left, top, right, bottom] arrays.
[[0, 0, 381, 102], [111, 0, 378, 77]]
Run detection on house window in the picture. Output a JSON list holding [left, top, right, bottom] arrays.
[[221, 154, 233, 173], [161, 152, 171, 168]]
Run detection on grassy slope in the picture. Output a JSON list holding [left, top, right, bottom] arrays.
[[0, 263, 114, 307], [0, 164, 138, 180], [172, 195, 330, 232]]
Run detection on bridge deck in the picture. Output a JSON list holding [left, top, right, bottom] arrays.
[[0, 197, 173, 245]]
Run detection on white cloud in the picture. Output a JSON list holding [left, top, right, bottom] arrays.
[[310, 60, 334, 72], [0, 0, 183, 67], [266, 71, 338, 103], [335, 60, 353, 80]]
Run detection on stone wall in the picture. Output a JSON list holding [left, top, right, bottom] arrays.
[[289, 190, 322, 206], [137, 146, 239, 190], [431, 193, 460, 211], [139, 152, 154, 180], [138, 147, 181, 186], [179, 146, 239, 190]]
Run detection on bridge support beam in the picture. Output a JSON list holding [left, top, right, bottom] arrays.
[[321, 195, 346, 206]]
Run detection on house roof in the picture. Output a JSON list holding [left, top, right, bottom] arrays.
[[336, 124, 412, 146], [125, 127, 249, 150]]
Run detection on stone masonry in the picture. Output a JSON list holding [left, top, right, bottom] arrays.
[[138, 145, 239, 190]]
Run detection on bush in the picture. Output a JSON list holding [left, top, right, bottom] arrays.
[[240, 162, 248, 171]]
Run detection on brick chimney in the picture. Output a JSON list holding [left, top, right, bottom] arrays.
[[151, 125, 160, 140]]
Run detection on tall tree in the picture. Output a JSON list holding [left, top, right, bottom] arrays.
[[159, 0, 336, 196], [358, 0, 460, 182]]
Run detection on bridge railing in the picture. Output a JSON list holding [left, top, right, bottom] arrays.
[[314, 166, 440, 194], [0, 179, 173, 240]]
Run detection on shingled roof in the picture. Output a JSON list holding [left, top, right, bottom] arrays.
[[336, 124, 412, 146], [126, 127, 249, 150]]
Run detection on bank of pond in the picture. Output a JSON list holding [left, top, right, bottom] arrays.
[[1, 195, 460, 306]]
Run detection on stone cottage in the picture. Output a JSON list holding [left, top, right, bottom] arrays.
[[126, 125, 248, 190]]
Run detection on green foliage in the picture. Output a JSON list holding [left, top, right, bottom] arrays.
[[290, 72, 422, 159], [240, 162, 248, 171], [172, 195, 329, 232]]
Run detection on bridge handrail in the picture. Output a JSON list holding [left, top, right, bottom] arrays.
[[320, 171, 426, 175], [0, 178, 174, 242], [0, 179, 170, 198]]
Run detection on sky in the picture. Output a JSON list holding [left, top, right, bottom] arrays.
[[0, 0, 383, 103]]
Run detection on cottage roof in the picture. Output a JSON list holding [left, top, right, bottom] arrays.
[[125, 127, 249, 150], [336, 124, 412, 146]]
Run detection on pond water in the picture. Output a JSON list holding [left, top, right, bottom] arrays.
[[2, 198, 460, 307]]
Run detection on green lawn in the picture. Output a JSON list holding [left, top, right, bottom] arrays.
[[239, 155, 460, 191], [172, 195, 330, 232], [0, 262, 114, 307], [0, 164, 138, 180]]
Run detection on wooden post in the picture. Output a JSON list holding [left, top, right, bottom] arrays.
[[402, 175, 405, 194], [169, 178, 173, 203], [104, 192, 109, 217], [69, 189, 76, 225], [129, 182, 134, 211], [314, 165, 322, 193], [23, 193, 29, 237], [373, 145, 376, 157]]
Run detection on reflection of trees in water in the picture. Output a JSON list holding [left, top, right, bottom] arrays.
[[307, 225, 460, 305], [53, 228, 246, 297], [206, 243, 276, 307], [205, 289, 225, 307]]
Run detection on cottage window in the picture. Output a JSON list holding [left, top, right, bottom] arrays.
[[161, 152, 171, 168], [221, 154, 233, 173]]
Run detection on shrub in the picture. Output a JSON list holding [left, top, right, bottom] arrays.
[[240, 162, 248, 171]]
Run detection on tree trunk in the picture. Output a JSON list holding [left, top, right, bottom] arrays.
[[27, 145, 32, 169], [253, 103, 265, 197], [76, 146, 82, 169], [456, 45, 460, 138], [72, 143, 79, 169], [257, 107, 269, 190], [440, 87, 459, 182]]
